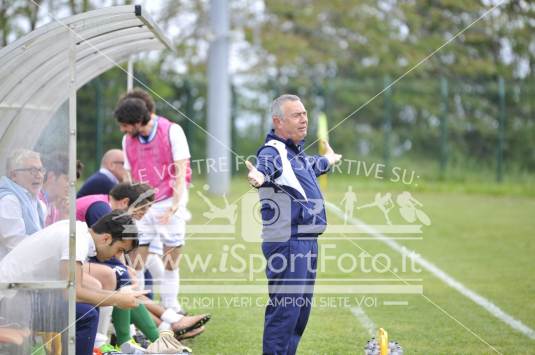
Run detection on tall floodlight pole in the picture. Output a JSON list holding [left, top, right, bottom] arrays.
[[207, 0, 231, 194]]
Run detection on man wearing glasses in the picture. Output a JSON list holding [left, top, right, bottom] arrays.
[[0, 149, 46, 260], [77, 149, 126, 198]]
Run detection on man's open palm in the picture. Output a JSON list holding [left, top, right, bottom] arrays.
[[322, 140, 342, 166], [245, 160, 265, 187]]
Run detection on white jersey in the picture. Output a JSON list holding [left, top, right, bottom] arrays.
[[0, 220, 95, 283]]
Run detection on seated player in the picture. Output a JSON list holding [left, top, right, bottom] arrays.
[[0, 211, 146, 355], [76, 183, 210, 353]]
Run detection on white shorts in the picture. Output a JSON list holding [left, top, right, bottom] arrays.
[[137, 193, 188, 248], [148, 238, 163, 255]]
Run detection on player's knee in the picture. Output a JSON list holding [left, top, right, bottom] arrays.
[[101, 268, 117, 290], [82, 274, 102, 290]]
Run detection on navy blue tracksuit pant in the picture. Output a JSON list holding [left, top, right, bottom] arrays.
[[262, 238, 318, 355], [76, 303, 99, 355]]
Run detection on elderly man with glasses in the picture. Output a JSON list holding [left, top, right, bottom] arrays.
[[0, 149, 47, 260]]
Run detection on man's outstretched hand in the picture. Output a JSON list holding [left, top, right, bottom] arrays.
[[245, 160, 265, 187], [322, 140, 342, 166]]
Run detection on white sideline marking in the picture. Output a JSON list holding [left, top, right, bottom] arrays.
[[326, 201, 535, 340], [351, 307, 376, 337]]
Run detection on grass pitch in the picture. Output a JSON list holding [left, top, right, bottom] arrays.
[[176, 175, 534, 354]]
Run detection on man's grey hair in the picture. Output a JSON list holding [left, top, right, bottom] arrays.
[[271, 94, 301, 119], [6, 149, 41, 173]]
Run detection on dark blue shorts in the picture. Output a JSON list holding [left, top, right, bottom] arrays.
[[87, 256, 131, 290]]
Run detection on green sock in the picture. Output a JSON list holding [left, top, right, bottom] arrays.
[[111, 307, 132, 346], [130, 304, 160, 342]]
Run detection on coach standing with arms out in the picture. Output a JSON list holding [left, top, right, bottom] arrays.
[[246, 94, 341, 355]]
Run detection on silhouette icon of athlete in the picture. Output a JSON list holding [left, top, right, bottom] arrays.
[[396, 191, 431, 226], [340, 186, 357, 224], [197, 184, 237, 225], [357, 192, 395, 225]]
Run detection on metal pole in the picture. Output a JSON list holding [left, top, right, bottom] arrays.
[[67, 25, 77, 355], [439, 77, 449, 178], [207, 0, 230, 194], [127, 56, 134, 91], [230, 84, 238, 175], [383, 76, 392, 176], [496, 76, 506, 183], [95, 78, 103, 168]]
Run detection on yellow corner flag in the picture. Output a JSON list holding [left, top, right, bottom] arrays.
[[317, 112, 329, 191]]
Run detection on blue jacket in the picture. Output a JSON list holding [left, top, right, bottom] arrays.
[[255, 130, 330, 238], [77, 171, 116, 198]]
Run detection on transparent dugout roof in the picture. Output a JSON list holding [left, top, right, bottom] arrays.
[[0, 5, 172, 172]]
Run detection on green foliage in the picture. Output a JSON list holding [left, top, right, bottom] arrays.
[[76, 61, 209, 178], [5, 0, 530, 181], [235, 0, 535, 178]]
